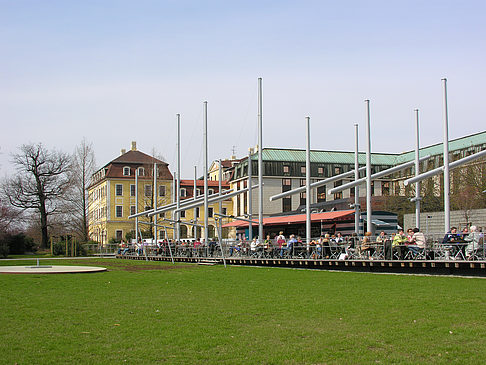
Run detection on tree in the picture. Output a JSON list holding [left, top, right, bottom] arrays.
[[450, 158, 486, 225], [65, 139, 96, 241], [1, 143, 71, 248]]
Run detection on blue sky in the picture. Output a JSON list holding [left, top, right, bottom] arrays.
[[1, 0, 485, 178]]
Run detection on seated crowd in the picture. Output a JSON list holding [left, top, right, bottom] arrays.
[[117, 225, 484, 261]]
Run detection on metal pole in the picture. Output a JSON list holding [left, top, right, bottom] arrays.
[[172, 174, 175, 240], [135, 170, 138, 243], [153, 163, 157, 242], [218, 159, 222, 222], [203, 101, 209, 244], [305, 116, 311, 244], [194, 166, 197, 238], [248, 149, 253, 242], [258, 77, 264, 241], [176, 113, 181, 244], [414, 109, 421, 229], [365, 100, 372, 234], [442, 78, 450, 233], [354, 123, 360, 234], [216, 218, 227, 268]]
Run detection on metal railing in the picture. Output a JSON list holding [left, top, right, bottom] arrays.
[[116, 235, 485, 262]]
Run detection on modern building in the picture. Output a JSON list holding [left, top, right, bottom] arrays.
[[225, 131, 486, 236]]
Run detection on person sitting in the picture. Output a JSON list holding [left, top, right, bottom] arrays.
[[376, 231, 387, 243], [392, 229, 407, 259], [250, 237, 260, 257], [276, 231, 286, 250], [360, 232, 374, 258], [464, 225, 480, 259], [280, 234, 296, 257], [263, 235, 273, 257], [407, 228, 426, 258], [442, 227, 462, 243]]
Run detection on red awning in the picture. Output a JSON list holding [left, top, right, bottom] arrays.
[[222, 209, 355, 228]]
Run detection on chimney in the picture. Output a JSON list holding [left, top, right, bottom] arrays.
[[120, 148, 126, 155], [131, 141, 137, 151]]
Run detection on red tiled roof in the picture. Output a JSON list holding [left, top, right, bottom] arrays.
[[180, 180, 230, 187], [222, 210, 355, 228], [110, 150, 167, 165]]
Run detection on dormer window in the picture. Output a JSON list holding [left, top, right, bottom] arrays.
[[123, 167, 131, 176], [138, 167, 145, 176]]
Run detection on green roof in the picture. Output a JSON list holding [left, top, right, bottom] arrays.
[[252, 149, 398, 166], [396, 130, 486, 163], [251, 131, 486, 165]]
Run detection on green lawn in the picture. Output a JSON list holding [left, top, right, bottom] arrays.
[[1, 259, 485, 364]]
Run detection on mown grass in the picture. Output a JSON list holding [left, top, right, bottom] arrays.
[[1, 259, 485, 364]]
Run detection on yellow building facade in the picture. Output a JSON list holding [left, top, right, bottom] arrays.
[[88, 143, 173, 243], [88, 143, 236, 243]]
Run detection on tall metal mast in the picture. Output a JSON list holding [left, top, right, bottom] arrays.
[[257, 77, 264, 241], [248, 149, 253, 242], [414, 109, 421, 229], [354, 124, 360, 234], [365, 100, 372, 234], [442, 79, 450, 233], [203, 101, 209, 243], [305, 116, 311, 244], [176, 113, 181, 243], [153, 163, 157, 242]]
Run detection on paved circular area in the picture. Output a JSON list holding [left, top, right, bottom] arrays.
[[0, 265, 107, 274]]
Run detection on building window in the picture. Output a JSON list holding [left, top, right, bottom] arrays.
[[180, 210, 186, 218], [130, 184, 135, 197], [144, 185, 152, 197], [159, 212, 165, 218], [208, 207, 214, 218], [123, 167, 130, 176], [180, 188, 187, 197], [301, 166, 306, 175], [317, 186, 326, 202], [116, 206, 123, 218], [283, 165, 290, 174], [318, 166, 324, 175], [382, 181, 390, 196], [130, 205, 136, 216], [300, 192, 306, 206], [283, 197, 292, 212], [196, 207, 200, 218], [208, 188, 214, 195], [159, 185, 166, 197], [222, 207, 227, 216], [333, 181, 342, 200], [115, 184, 123, 196], [334, 166, 341, 175], [115, 230, 123, 241], [282, 179, 291, 192], [196, 188, 201, 196], [138, 167, 145, 176]]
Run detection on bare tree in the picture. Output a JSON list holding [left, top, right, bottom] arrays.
[[65, 139, 96, 241], [1, 143, 71, 248]]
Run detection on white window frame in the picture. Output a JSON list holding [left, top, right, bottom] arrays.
[[115, 184, 123, 196], [115, 205, 123, 218], [123, 166, 131, 176]]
